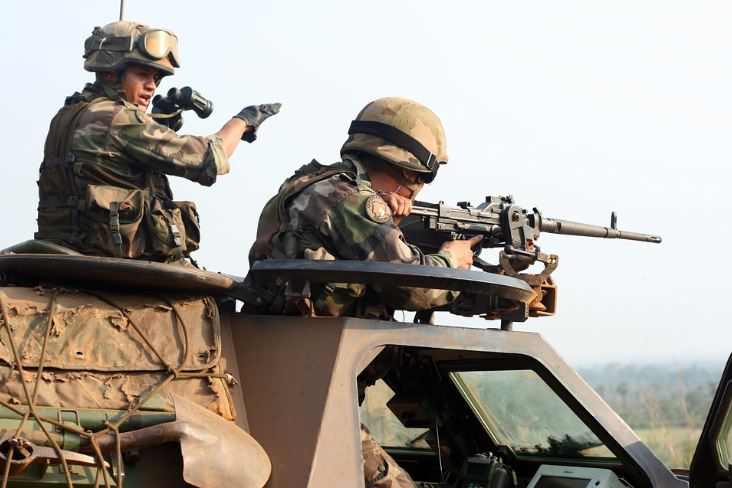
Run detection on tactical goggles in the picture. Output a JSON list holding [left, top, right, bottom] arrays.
[[348, 120, 445, 183], [139, 30, 180, 66], [85, 29, 180, 67]]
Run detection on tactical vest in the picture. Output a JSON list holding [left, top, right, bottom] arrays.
[[247, 158, 392, 319], [250, 158, 357, 262], [36, 92, 200, 261]]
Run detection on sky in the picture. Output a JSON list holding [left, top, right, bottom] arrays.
[[1, 0, 730, 366]]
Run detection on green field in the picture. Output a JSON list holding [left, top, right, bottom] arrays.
[[577, 362, 721, 470], [634, 426, 702, 469], [578, 362, 721, 470]]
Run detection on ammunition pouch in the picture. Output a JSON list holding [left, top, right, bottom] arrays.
[[43, 183, 201, 260], [86, 185, 147, 258], [239, 273, 288, 314], [148, 197, 194, 258], [174, 200, 202, 254]]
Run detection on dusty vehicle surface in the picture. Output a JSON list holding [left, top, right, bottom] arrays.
[[0, 247, 728, 487]]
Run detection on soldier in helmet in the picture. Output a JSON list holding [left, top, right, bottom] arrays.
[[248, 96, 480, 318], [247, 97, 480, 487], [36, 21, 280, 262]]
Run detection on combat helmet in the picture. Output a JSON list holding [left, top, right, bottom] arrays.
[[341, 97, 448, 183], [83, 21, 180, 76]]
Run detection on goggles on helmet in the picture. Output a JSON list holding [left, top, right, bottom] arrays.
[[415, 164, 439, 184], [85, 29, 180, 68], [348, 120, 445, 184], [139, 30, 180, 65]]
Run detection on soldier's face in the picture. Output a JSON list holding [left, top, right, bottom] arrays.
[[121, 66, 160, 112], [398, 169, 424, 200]]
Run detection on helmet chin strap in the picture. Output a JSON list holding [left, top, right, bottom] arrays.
[[97, 71, 130, 103]]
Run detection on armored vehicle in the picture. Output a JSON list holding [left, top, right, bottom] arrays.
[[0, 241, 728, 488]]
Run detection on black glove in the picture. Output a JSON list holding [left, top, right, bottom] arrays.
[[234, 103, 282, 143]]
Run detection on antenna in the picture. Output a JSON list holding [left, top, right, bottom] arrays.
[[119, 0, 125, 21]]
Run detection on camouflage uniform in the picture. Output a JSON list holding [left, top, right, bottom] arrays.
[[248, 97, 452, 486], [36, 79, 229, 260], [249, 154, 457, 319], [361, 425, 416, 488]]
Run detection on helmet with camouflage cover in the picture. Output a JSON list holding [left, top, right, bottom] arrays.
[[83, 21, 180, 76], [341, 97, 448, 183]]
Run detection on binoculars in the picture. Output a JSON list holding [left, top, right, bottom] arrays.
[[152, 87, 214, 131]]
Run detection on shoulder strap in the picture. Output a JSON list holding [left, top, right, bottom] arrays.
[[42, 96, 98, 168], [250, 160, 356, 261], [275, 160, 356, 235]]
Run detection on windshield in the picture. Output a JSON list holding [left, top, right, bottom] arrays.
[[450, 369, 615, 459]]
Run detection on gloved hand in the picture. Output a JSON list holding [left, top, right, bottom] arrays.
[[234, 103, 282, 143]]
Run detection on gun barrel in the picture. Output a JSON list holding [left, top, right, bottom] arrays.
[[540, 218, 662, 243], [409, 205, 437, 218]]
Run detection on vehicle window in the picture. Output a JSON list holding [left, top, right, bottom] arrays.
[[715, 394, 732, 470], [450, 369, 615, 459], [359, 379, 430, 449]]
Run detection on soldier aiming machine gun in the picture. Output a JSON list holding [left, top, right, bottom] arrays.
[[400, 195, 661, 323]]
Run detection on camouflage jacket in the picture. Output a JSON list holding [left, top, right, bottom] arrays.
[[248, 155, 457, 319], [36, 80, 229, 260], [361, 425, 416, 487]]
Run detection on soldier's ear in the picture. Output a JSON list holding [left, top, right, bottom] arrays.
[[98, 72, 118, 83]]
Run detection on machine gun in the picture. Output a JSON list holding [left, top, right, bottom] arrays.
[[400, 195, 661, 323]]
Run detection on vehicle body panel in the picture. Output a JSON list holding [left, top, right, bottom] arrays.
[[227, 314, 683, 487]]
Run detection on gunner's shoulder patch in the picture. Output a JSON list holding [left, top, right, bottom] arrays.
[[364, 195, 392, 224]]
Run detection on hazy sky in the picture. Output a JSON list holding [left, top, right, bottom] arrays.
[[1, 1, 730, 366]]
